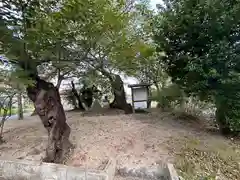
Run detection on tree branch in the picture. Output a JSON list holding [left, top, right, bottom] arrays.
[[56, 68, 63, 89]]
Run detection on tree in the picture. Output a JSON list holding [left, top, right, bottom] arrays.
[[71, 0, 148, 113], [154, 0, 240, 135], [0, 87, 16, 143], [127, 1, 170, 93], [107, 73, 132, 113], [70, 80, 85, 110], [0, 0, 74, 163], [17, 92, 23, 120], [1, 0, 149, 162], [79, 69, 112, 99]]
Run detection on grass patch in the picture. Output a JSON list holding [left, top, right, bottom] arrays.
[[167, 137, 240, 180], [0, 107, 34, 116], [0, 108, 18, 116]]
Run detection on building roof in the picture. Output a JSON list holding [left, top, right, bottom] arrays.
[[128, 83, 151, 88]]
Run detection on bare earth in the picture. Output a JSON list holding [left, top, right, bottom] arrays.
[[0, 109, 239, 179]]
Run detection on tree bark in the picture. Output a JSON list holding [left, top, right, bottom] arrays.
[[56, 77, 63, 89], [81, 87, 94, 108], [27, 77, 71, 163], [108, 74, 132, 114], [72, 95, 78, 109], [71, 81, 85, 110], [17, 92, 23, 120]]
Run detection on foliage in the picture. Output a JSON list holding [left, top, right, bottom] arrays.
[[61, 75, 104, 109], [130, 1, 170, 87], [0, 108, 18, 116], [152, 83, 185, 109], [136, 50, 170, 89], [154, 0, 240, 133], [0, 0, 151, 103], [0, 88, 16, 142], [176, 97, 215, 120], [77, 70, 112, 99]]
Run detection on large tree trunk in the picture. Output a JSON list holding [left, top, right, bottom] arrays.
[[56, 77, 63, 89], [71, 81, 85, 111], [108, 74, 132, 114], [17, 92, 23, 120], [81, 87, 94, 109], [71, 95, 78, 109], [27, 77, 71, 163]]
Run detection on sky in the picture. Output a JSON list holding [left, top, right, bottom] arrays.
[[150, 0, 163, 9]]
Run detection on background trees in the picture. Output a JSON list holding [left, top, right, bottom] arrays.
[[1, 0, 239, 152], [153, 0, 240, 134], [0, 0, 153, 162], [1, 1, 239, 179], [0, 87, 16, 143]]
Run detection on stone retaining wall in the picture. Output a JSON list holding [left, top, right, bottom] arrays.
[[0, 159, 115, 180], [0, 159, 178, 180]]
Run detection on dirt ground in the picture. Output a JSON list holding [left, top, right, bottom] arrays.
[[0, 108, 239, 179]]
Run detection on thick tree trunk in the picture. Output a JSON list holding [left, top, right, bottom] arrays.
[[27, 77, 71, 163], [72, 96, 78, 109], [109, 74, 132, 114], [81, 87, 94, 108], [71, 81, 85, 111], [56, 78, 63, 89], [17, 92, 23, 120]]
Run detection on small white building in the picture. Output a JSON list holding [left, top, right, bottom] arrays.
[[128, 83, 151, 112]]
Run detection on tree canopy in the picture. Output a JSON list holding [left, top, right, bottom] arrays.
[[154, 0, 240, 134], [1, 0, 239, 135], [0, 0, 155, 161], [1, 0, 151, 85]]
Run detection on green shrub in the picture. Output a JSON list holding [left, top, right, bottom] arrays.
[[215, 84, 240, 134], [153, 84, 216, 121], [0, 108, 18, 116], [152, 83, 185, 110], [153, 0, 240, 135]]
